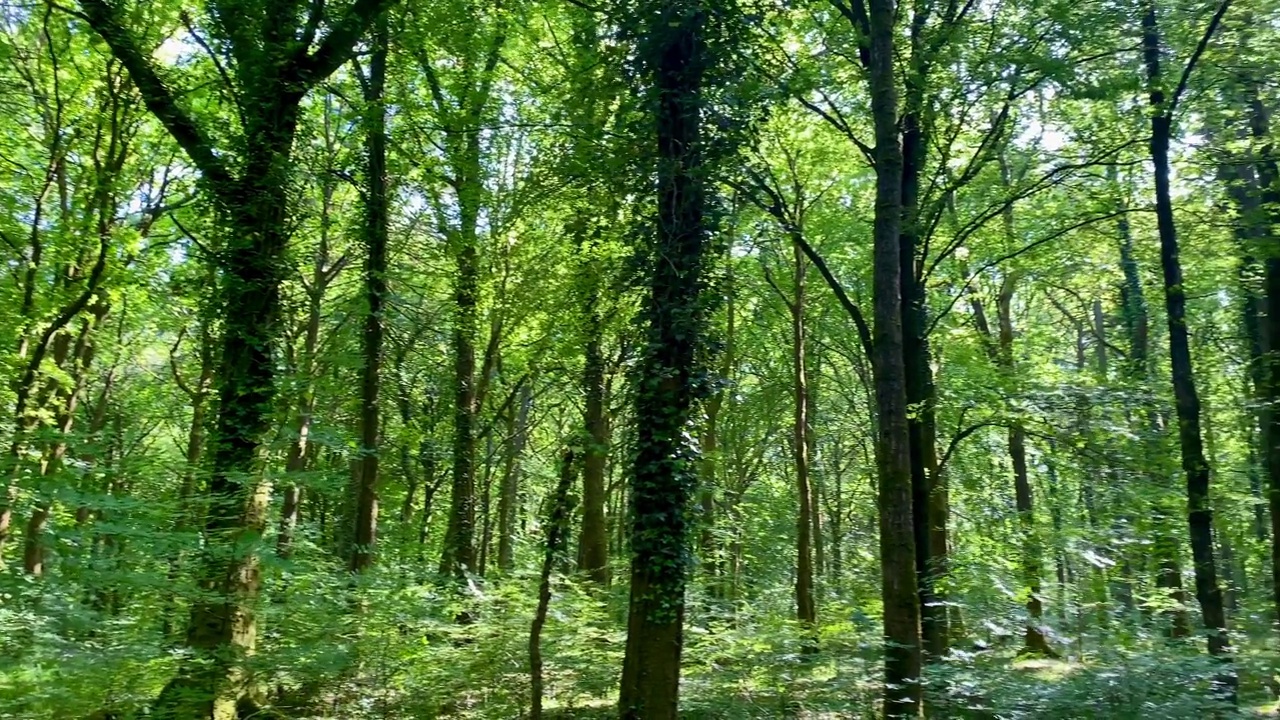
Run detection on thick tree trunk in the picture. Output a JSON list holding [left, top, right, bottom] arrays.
[[155, 147, 297, 718], [77, 11, 394, 702], [350, 18, 388, 574], [440, 235, 478, 579], [869, 0, 922, 713], [1141, 0, 1233, 686], [617, 1, 710, 714]]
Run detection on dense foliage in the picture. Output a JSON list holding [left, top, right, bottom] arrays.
[[2, 0, 1280, 717]]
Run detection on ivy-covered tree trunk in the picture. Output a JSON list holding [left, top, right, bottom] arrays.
[[432, 19, 505, 581], [617, 0, 712, 714], [440, 227, 478, 579], [1139, 0, 1233, 685], [79, 0, 394, 714], [869, 0, 923, 713], [157, 146, 296, 719]]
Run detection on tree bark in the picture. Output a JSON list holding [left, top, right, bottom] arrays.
[[1140, 0, 1233, 685], [1232, 78, 1280, 635], [617, 1, 711, 714], [350, 15, 389, 574], [530, 449, 577, 720], [499, 382, 532, 571], [434, 28, 503, 580], [577, 276, 610, 584], [869, 0, 923, 713], [77, 0, 395, 713], [792, 237, 817, 639], [276, 153, 339, 560], [994, 277, 1054, 656]]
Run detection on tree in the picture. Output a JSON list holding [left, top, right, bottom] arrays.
[[617, 0, 717, 714], [867, 0, 922, 714], [1138, 0, 1233, 688], [350, 12, 389, 573], [75, 0, 395, 714]]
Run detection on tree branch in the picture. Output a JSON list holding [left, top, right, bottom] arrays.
[[1169, 0, 1231, 114], [292, 0, 399, 88], [77, 0, 235, 193]]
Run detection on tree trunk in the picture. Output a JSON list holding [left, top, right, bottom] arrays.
[[155, 153, 297, 718], [1114, 164, 1187, 633], [1234, 79, 1280, 636], [700, 269, 733, 593], [617, 1, 711, 714], [577, 295, 610, 584], [994, 275, 1055, 656], [530, 449, 577, 720], [792, 237, 817, 639], [350, 17, 389, 574], [277, 99, 342, 561], [499, 382, 532, 571], [440, 229, 479, 580], [807, 350, 824, 579], [1140, 0, 1233, 684], [869, 0, 923, 713]]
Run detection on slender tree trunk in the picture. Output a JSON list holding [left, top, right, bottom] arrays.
[[277, 99, 342, 561], [869, 0, 922, 712], [1115, 169, 1188, 633], [499, 383, 532, 571], [807, 349, 824, 579], [165, 323, 215, 637], [901, 126, 945, 665], [617, 1, 711, 714], [578, 291, 610, 584], [700, 270, 733, 593], [1141, 0, 1233, 686], [989, 164, 1054, 655], [530, 449, 577, 720], [792, 237, 817, 639], [24, 312, 102, 576], [993, 276, 1055, 656]]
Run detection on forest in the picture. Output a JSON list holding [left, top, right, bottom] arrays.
[[1, 0, 1279, 717]]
